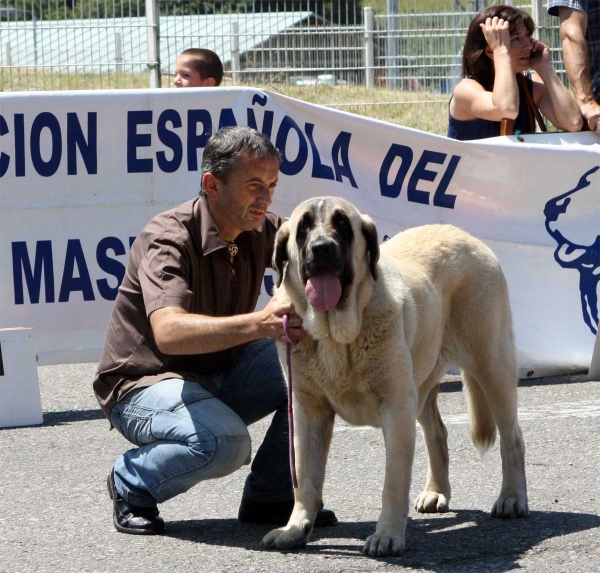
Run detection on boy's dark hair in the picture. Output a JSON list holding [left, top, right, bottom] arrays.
[[462, 5, 535, 91], [200, 127, 281, 195], [181, 48, 224, 86]]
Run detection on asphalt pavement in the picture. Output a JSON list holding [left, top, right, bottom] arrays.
[[1, 363, 599, 573]]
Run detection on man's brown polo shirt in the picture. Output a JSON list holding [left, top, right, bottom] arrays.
[[93, 196, 283, 420]]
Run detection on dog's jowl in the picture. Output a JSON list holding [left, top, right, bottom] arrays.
[[263, 196, 528, 557]]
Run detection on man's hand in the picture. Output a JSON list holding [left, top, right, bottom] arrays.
[[581, 100, 600, 134], [149, 298, 305, 355], [259, 292, 306, 343]]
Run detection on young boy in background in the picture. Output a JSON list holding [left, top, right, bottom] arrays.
[[173, 48, 224, 87]]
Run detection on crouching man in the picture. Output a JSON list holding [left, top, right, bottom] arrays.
[[93, 126, 337, 534]]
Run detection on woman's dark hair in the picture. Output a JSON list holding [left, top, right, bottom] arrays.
[[200, 126, 281, 195], [462, 5, 535, 91]]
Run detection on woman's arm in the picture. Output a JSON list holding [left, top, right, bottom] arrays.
[[530, 39, 583, 132], [450, 17, 519, 121]]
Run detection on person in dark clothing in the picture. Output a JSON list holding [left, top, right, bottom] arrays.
[[447, 4, 581, 141], [548, 0, 600, 134], [94, 126, 337, 535]]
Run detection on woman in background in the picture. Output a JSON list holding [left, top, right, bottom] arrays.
[[447, 4, 582, 140]]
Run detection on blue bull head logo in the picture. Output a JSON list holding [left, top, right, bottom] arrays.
[[544, 166, 600, 335]]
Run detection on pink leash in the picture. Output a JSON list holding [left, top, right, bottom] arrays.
[[282, 314, 299, 489]]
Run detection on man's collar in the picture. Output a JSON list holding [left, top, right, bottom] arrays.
[[196, 195, 258, 256]]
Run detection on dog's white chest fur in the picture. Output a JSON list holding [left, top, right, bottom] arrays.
[[287, 321, 396, 427], [282, 290, 399, 427]]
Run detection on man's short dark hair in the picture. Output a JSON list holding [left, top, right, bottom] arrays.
[[181, 48, 224, 86], [200, 127, 281, 195]]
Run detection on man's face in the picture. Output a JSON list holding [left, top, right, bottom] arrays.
[[206, 155, 280, 241], [173, 56, 215, 87]]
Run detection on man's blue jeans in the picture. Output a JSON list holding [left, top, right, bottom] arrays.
[[109, 339, 292, 508]]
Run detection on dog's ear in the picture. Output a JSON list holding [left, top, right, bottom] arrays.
[[361, 216, 379, 281], [273, 221, 290, 287]]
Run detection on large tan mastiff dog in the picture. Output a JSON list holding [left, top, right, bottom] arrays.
[[263, 196, 528, 557]]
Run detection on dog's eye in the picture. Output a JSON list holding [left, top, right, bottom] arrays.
[[332, 212, 349, 229], [331, 211, 354, 244], [296, 212, 313, 246]]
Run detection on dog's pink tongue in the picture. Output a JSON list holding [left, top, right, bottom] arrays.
[[305, 269, 342, 311]]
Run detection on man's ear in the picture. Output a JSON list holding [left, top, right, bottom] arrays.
[[361, 215, 380, 281], [273, 221, 290, 287], [203, 172, 218, 197]]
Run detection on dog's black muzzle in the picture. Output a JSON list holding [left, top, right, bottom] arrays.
[[304, 237, 344, 279]]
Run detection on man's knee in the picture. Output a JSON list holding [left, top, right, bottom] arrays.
[[187, 428, 252, 480], [216, 434, 252, 477]]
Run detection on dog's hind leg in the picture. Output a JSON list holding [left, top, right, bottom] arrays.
[[451, 258, 528, 519], [463, 349, 528, 518], [415, 382, 451, 513]]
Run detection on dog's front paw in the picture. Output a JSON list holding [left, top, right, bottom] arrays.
[[414, 490, 449, 513], [262, 522, 312, 551], [491, 493, 529, 518], [362, 531, 405, 557]]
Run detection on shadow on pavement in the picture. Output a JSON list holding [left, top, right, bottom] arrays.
[[30, 374, 589, 426], [518, 373, 591, 388], [0, 408, 106, 430], [42, 408, 106, 425], [165, 509, 600, 570], [440, 373, 591, 394]]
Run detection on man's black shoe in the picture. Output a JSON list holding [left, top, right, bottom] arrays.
[[238, 495, 338, 527], [107, 469, 165, 535]]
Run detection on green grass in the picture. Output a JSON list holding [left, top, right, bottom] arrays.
[[268, 82, 450, 134], [0, 68, 152, 92], [0, 67, 452, 134], [367, 0, 533, 14]]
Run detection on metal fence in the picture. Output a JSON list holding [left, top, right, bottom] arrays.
[[0, 1, 564, 134]]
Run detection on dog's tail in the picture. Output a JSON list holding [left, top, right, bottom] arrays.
[[462, 372, 496, 456]]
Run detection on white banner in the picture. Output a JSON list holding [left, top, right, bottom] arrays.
[[0, 88, 598, 377]]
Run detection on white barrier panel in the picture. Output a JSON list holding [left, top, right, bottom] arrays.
[[0, 88, 598, 377], [0, 328, 43, 428]]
